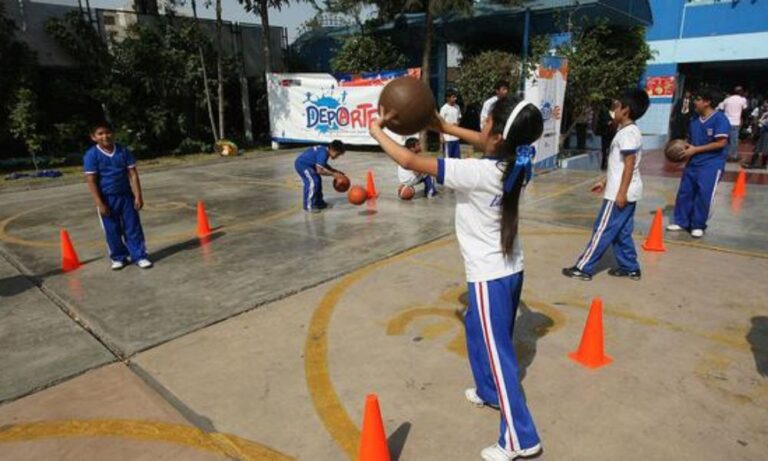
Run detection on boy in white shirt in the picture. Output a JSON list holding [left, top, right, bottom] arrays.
[[397, 138, 438, 198], [440, 90, 462, 158], [563, 89, 650, 281]]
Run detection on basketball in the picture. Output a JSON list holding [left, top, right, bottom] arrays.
[[347, 185, 367, 205], [378, 77, 436, 135], [333, 175, 350, 192], [664, 139, 687, 163], [398, 185, 415, 200]]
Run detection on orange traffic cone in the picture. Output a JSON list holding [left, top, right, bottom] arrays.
[[569, 298, 612, 369], [642, 208, 666, 252], [365, 170, 379, 199], [60, 229, 81, 272], [357, 394, 390, 461], [732, 168, 747, 198], [196, 201, 212, 237]]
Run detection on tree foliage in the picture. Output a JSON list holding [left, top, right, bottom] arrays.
[[455, 51, 521, 107], [330, 34, 407, 73], [9, 87, 45, 170], [556, 22, 654, 140]]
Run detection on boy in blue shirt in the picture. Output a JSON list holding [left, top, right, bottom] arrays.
[[83, 122, 152, 270], [667, 88, 730, 238], [294, 140, 346, 212]]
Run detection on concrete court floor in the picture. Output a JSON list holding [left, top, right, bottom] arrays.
[[0, 149, 766, 460]]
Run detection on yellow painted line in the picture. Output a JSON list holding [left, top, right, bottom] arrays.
[[304, 237, 454, 459], [0, 419, 293, 460]]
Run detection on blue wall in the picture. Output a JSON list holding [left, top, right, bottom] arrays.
[[646, 0, 768, 41]]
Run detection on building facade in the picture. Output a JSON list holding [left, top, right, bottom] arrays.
[[639, 0, 768, 140]]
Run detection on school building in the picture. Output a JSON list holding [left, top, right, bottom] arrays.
[[639, 0, 768, 143]]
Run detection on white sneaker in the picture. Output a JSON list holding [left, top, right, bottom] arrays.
[[137, 258, 153, 269], [481, 443, 542, 461], [666, 224, 683, 231], [465, 388, 485, 407], [691, 229, 704, 238], [111, 260, 126, 271]]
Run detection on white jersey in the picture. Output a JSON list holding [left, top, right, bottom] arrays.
[[604, 124, 643, 202], [438, 158, 523, 282], [439, 103, 462, 142], [480, 96, 498, 129], [397, 165, 425, 186]]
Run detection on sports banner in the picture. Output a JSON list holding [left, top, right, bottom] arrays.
[[524, 56, 568, 169], [267, 69, 421, 145]]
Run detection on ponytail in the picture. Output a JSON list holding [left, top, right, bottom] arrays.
[[489, 97, 544, 256]]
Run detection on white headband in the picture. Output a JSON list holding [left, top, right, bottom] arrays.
[[502, 101, 534, 140]]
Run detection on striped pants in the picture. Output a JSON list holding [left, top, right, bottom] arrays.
[[466, 273, 540, 451], [575, 199, 639, 275], [296, 167, 325, 211]]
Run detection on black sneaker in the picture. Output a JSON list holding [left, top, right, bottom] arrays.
[[608, 268, 642, 281], [562, 266, 592, 281]]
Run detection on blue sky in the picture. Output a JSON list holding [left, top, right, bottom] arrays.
[[31, 0, 355, 42]]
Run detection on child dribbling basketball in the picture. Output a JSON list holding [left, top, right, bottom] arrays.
[[371, 95, 544, 461], [294, 140, 346, 212]]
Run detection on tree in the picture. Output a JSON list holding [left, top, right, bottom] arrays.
[[455, 51, 521, 108], [216, 0, 225, 139], [330, 34, 406, 73], [555, 21, 654, 147], [0, 2, 37, 157], [9, 87, 45, 171], [190, 0, 220, 142], [238, 1, 300, 73]]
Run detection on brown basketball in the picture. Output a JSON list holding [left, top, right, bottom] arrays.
[[398, 185, 415, 200], [347, 185, 367, 206], [333, 175, 350, 192], [378, 77, 436, 135], [664, 139, 687, 163]]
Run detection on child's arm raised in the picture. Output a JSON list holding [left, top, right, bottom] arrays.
[[370, 112, 438, 176], [431, 113, 486, 152]]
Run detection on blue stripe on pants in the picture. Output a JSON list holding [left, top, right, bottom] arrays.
[[673, 164, 722, 230], [444, 141, 461, 158], [466, 273, 540, 451], [99, 193, 147, 262], [575, 200, 639, 275]]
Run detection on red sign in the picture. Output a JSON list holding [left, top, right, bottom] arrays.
[[645, 76, 676, 98]]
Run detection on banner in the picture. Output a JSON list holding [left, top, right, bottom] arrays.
[[524, 56, 568, 169], [267, 69, 421, 145]]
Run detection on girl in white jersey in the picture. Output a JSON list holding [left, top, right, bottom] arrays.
[[370, 95, 544, 461]]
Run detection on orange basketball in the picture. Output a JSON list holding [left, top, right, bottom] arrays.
[[347, 185, 367, 205], [664, 139, 687, 163], [333, 175, 350, 192], [398, 185, 415, 200]]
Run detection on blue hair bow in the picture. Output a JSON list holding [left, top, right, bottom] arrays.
[[503, 145, 536, 193]]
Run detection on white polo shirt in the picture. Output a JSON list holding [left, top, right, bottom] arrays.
[[719, 95, 748, 127], [604, 124, 643, 202], [437, 157, 523, 282], [439, 103, 461, 142]]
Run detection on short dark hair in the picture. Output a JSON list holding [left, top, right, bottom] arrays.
[[618, 88, 650, 121], [404, 137, 419, 149], [445, 89, 457, 99], [329, 139, 346, 153], [495, 80, 510, 91], [90, 121, 113, 134], [696, 87, 724, 108]]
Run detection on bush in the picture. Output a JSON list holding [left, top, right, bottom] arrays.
[[455, 51, 522, 108], [331, 33, 407, 74]]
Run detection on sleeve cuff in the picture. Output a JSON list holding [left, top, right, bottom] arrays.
[[714, 134, 729, 138], [436, 158, 445, 185], [620, 149, 639, 155], [127, 164, 137, 168], [84, 171, 96, 175]]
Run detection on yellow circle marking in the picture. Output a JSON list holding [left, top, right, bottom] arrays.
[[0, 419, 293, 460]]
